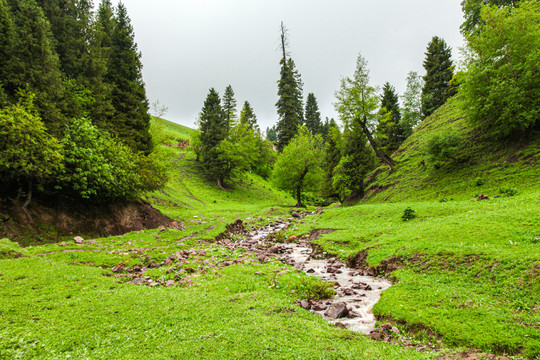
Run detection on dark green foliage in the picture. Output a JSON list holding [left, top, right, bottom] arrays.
[[239, 101, 258, 131], [425, 131, 464, 163], [332, 122, 375, 201], [0, 0, 15, 104], [304, 93, 322, 134], [321, 120, 342, 199], [35, 0, 93, 82], [5, 0, 66, 134], [196, 88, 230, 187], [265, 125, 277, 142], [421, 36, 456, 119], [104, 2, 152, 154], [460, 1, 540, 140], [276, 57, 304, 151], [222, 85, 237, 131], [377, 82, 404, 154], [401, 207, 417, 221], [461, 0, 520, 35]]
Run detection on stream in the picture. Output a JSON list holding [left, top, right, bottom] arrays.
[[231, 217, 392, 335]]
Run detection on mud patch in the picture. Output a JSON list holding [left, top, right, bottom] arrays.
[[215, 220, 248, 241], [309, 229, 338, 241], [437, 349, 518, 360]]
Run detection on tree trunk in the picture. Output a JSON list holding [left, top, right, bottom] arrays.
[[21, 179, 33, 222], [295, 169, 308, 208], [359, 117, 395, 171], [217, 178, 224, 189]]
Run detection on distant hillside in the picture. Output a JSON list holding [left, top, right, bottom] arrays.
[[152, 116, 198, 143], [364, 95, 540, 203]]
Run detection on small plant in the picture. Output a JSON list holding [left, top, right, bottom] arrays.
[[267, 231, 286, 243], [439, 197, 448, 203], [424, 131, 464, 164], [297, 277, 335, 300], [475, 178, 484, 186], [402, 207, 417, 221], [499, 187, 518, 197]]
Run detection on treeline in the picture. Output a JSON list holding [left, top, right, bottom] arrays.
[[0, 0, 166, 211], [196, 1, 538, 207]]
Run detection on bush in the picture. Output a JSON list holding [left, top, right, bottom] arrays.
[[425, 131, 464, 163], [297, 277, 335, 300], [402, 207, 417, 221], [58, 118, 166, 202], [499, 187, 518, 197]]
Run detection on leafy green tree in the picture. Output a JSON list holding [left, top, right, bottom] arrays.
[[321, 119, 342, 199], [222, 85, 237, 131], [0, 93, 63, 211], [239, 101, 258, 131], [58, 117, 164, 202], [5, 0, 66, 134], [0, 0, 16, 105], [335, 54, 395, 170], [104, 2, 152, 154], [272, 127, 324, 207], [461, 0, 519, 35], [196, 88, 229, 188], [421, 36, 456, 119], [332, 122, 375, 202], [218, 122, 259, 181], [376, 82, 404, 154], [400, 71, 424, 138], [460, 1, 540, 139], [275, 23, 304, 151], [305, 92, 322, 134]]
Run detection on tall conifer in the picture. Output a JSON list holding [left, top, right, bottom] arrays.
[[421, 36, 456, 118], [304, 93, 322, 134], [197, 88, 229, 188], [222, 85, 237, 130], [239, 101, 258, 131], [105, 2, 152, 154], [377, 82, 404, 154], [6, 0, 66, 133]]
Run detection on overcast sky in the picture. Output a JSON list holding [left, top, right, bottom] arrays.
[[109, 1, 465, 130]]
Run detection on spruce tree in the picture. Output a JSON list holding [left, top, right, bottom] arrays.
[[321, 119, 342, 199], [222, 85, 237, 130], [239, 101, 258, 131], [305, 92, 322, 134], [196, 88, 229, 188], [421, 36, 456, 118], [105, 2, 152, 154], [376, 82, 404, 154], [275, 22, 304, 151], [0, 0, 16, 104], [6, 0, 66, 134]]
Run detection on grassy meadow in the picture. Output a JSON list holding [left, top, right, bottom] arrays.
[[1, 113, 539, 359]]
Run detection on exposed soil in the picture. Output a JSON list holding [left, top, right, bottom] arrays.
[[437, 349, 519, 360], [1, 197, 171, 246]]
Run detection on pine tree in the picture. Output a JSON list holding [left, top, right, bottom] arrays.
[[321, 119, 342, 199], [35, 0, 93, 82], [6, 0, 66, 134], [376, 82, 404, 154], [105, 2, 152, 154], [305, 92, 322, 134], [275, 22, 304, 151], [196, 88, 229, 188], [0, 0, 16, 105], [421, 36, 456, 118], [239, 101, 258, 131], [265, 125, 277, 142], [222, 85, 237, 131]]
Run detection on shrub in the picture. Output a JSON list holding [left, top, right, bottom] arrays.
[[475, 178, 484, 186], [402, 207, 417, 221], [424, 131, 464, 163], [499, 187, 518, 197], [297, 277, 335, 300], [58, 118, 166, 202]]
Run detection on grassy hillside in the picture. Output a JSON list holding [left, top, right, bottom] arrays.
[[364, 95, 540, 203]]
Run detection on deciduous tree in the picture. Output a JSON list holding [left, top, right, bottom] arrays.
[[272, 127, 324, 207]]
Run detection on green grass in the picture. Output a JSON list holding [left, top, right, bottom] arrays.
[[1, 105, 539, 359], [364, 95, 540, 203]]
